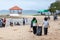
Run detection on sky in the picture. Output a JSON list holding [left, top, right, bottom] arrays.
[[0, 0, 56, 10]]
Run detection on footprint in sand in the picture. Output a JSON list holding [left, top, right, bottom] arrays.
[[58, 23, 60, 25], [58, 29, 60, 30], [0, 37, 3, 39], [13, 29, 18, 31], [54, 37, 57, 39]]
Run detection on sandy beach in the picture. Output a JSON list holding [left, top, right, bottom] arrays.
[[0, 16, 60, 40]]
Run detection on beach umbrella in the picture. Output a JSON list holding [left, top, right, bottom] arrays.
[[38, 10, 48, 12], [38, 10, 44, 13], [38, 10, 49, 15], [44, 10, 49, 12]]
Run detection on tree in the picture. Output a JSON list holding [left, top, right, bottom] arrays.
[[48, 1, 60, 15]]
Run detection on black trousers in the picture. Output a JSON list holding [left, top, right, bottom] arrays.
[[44, 28, 48, 35], [2, 23, 5, 27], [23, 21, 25, 25], [33, 26, 37, 34]]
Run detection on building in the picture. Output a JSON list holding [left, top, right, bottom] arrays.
[[9, 6, 22, 14]]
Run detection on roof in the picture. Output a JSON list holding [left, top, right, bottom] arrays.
[[9, 6, 22, 10]]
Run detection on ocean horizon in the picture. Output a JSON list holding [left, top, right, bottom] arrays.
[[0, 10, 51, 15], [0, 10, 37, 15]]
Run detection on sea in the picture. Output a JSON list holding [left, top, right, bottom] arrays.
[[0, 10, 38, 15], [0, 10, 51, 15]]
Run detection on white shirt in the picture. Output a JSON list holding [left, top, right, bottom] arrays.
[[33, 23, 36, 26], [43, 21, 49, 28]]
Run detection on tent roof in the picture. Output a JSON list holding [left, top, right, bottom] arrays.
[[9, 6, 22, 10]]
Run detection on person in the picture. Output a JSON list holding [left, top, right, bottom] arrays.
[[31, 17, 38, 34], [25, 18, 28, 25], [10, 22, 13, 26], [47, 12, 50, 20], [53, 13, 58, 20], [2, 18, 6, 27], [23, 18, 25, 25], [42, 17, 50, 35], [10, 18, 13, 26], [0, 18, 3, 27]]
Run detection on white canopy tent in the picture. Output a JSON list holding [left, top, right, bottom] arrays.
[[9, 14, 20, 17]]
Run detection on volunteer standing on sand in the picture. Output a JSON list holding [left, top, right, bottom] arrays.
[[42, 17, 50, 35], [31, 17, 38, 34]]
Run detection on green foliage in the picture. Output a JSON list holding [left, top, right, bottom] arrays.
[[49, 1, 60, 13]]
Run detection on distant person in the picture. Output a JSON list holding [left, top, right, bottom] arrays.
[[53, 13, 58, 20], [25, 18, 27, 22], [47, 13, 50, 20], [31, 17, 37, 34], [42, 17, 50, 35], [2, 18, 6, 27], [23, 18, 25, 25], [24, 18, 28, 25], [0, 18, 3, 27], [10, 18, 13, 26], [10, 22, 13, 26]]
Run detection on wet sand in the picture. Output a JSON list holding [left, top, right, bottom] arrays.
[[0, 16, 60, 40]]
